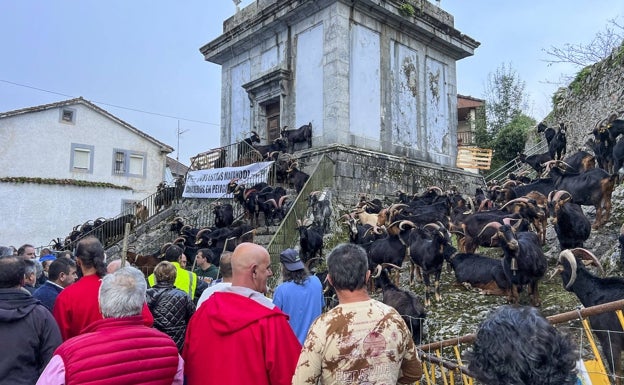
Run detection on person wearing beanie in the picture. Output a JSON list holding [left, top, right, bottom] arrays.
[[272, 248, 324, 345]]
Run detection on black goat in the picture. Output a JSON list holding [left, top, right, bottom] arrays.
[[446, 252, 511, 297], [548, 123, 567, 160], [518, 152, 552, 175], [563, 150, 595, 173], [613, 136, 624, 183], [281, 122, 312, 153], [557, 248, 624, 381], [407, 223, 457, 306], [493, 223, 547, 306], [253, 137, 288, 158], [367, 221, 415, 286], [296, 220, 324, 265], [212, 203, 234, 228], [237, 131, 261, 159], [537, 122, 556, 144], [373, 267, 426, 344], [287, 162, 309, 193], [548, 190, 591, 249], [546, 161, 617, 228]]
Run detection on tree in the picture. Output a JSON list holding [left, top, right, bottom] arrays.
[[483, 63, 529, 137], [481, 63, 533, 172], [489, 114, 536, 171], [543, 17, 623, 68]]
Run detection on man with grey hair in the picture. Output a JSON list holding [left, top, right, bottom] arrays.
[[37, 266, 183, 385], [292, 243, 422, 384]]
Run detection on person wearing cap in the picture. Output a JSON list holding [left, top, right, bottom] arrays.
[[272, 248, 324, 345]]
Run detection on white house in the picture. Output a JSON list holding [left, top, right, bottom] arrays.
[[0, 97, 174, 249]]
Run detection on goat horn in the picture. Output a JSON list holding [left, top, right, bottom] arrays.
[[550, 190, 571, 203], [398, 220, 416, 230], [426, 186, 443, 195], [372, 264, 383, 279], [558, 249, 578, 289], [569, 248, 604, 276], [381, 263, 402, 270], [477, 222, 502, 238], [499, 197, 529, 211]]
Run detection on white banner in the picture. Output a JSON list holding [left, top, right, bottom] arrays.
[[183, 162, 274, 199]]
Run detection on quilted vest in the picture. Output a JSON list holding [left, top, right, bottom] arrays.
[[55, 315, 179, 385]]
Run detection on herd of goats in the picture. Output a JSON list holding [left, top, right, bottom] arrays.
[[44, 116, 624, 379]]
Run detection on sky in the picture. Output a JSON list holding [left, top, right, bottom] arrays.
[[1, 1, 622, 165]]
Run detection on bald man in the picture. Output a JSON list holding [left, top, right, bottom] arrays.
[[183, 243, 301, 385]]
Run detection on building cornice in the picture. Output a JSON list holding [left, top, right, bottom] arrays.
[[200, 0, 480, 64]]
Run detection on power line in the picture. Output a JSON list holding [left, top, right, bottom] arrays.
[[0, 79, 219, 126]]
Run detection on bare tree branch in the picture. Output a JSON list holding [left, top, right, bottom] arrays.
[[543, 17, 624, 68]]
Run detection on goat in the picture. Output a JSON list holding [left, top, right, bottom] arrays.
[[492, 223, 547, 306], [237, 131, 261, 159], [281, 122, 312, 153], [446, 252, 511, 296], [612, 136, 624, 183], [548, 123, 567, 160], [563, 150, 595, 173], [373, 266, 426, 344], [548, 190, 591, 249], [308, 191, 332, 233], [134, 202, 148, 225], [367, 220, 416, 287], [253, 137, 288, 157], [546, 161, 617, 228], [537, 122, 556, 145], [296, 219, 324, 265], [407, 222, 457, 306], [557, 248, 624, 381], [286, 162, 310, 193], [518, 152, 552, 175], [155, 182, 177, 213], [212, 203, 234, 228]]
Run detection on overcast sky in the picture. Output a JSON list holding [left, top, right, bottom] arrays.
[[1, 1, 622, 164]]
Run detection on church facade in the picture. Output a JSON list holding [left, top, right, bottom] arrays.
[[200, 0, 479, 167]]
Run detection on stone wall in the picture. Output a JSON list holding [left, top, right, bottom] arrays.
[[539, 43, 624, 150], [296, 144, 485, 206]]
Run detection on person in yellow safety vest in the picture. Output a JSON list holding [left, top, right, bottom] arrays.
[[148, 245, 207, 301]]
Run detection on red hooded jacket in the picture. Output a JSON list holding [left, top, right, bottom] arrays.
[[183, 290, 301, 385]]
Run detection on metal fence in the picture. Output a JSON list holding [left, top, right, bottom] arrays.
[[417, 299, 624, 385], [484, 139, 548, 184], [266, 155, 335, 286]]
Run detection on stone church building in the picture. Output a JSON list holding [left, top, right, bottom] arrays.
[[200, 0, 484, 195]]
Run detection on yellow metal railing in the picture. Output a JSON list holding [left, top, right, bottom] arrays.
[[416, 299, 624, 385]]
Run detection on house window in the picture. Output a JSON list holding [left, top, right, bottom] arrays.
[[70, 143, 94, 173], [60, 108, 76, 124], [114, 151, 125, 174], [112, 149, 146, 177]]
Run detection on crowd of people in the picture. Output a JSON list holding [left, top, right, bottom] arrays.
[[0, 238, 583, 385]]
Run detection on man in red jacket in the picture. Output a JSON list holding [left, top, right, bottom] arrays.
[[183, 242, 301, 385], [53, 236, 153, 340]]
